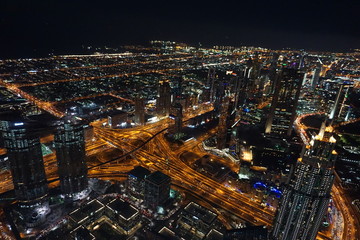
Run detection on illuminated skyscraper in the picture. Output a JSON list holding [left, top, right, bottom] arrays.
[[329, 81, 352, 124], [217, 95, 230, 149], [272, 123, 337, 240], [265, 68, 303, 137], [311, 66, 321, 89], [207, 68, 216, 102], [0, 112, 48, 203], [170, 102, 183, 138], [134, 96, 145, 125], [268, 53, 279, 95], [54, 118, 88, 196], [144, 171, 171, 209], [233, 68, 247, 109], [156, 80, 171, 117]]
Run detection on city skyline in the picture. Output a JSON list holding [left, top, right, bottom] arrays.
[[0, 11, 359, 237]]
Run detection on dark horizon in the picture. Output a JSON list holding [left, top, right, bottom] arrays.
[[1, 0, 359, 59]]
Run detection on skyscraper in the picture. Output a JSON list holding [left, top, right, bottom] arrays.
[[134, 96, 145, 125], [268, 53, 279, 95], [328, 81, 352, 124], [265, 68, 303, 137], [272, 122, 337, 240], [54, 117, 88, 196], [207, 68, 216, 102], [217, 95, 230, 149], [311, 66, 321, 89], [170, 102, 183, 138], [156, 80, 171, 117], [144, 171, 171, 209], [0, 112, 48, 203]]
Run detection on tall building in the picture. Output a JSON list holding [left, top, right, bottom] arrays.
[[127, 166, 151, 199], [207, 68, 216, 102], [214, 81, 225, 112], [329, 81, 352, 124], [144, 171, 171, 209], [201, 86, 211, 103], [217, 95, 230, 149], [156, 80, 171, 117], [54, 118, 88, 196], [170, 102, 183, 138], [265, 68, 303, 137], [0, 112, 48, 203], [268, 53, 279, 95], [311, 67, 321, 89], [272, 123, 337, 240], [233, 68, 247, 109], [134, 96, 145, 125]]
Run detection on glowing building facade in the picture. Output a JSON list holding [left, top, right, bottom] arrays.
[[272, 123, 337, 240], [0, 112, 48, 203], [265, 68, 303, 137], [156, 80, 171, 117], [55, 118, 88, 196]]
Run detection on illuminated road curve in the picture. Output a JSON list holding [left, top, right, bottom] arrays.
[[93, 125, 275, 226]]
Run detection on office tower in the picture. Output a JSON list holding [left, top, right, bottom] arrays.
[[231, 67, 247, 110], [302, 73, 308, 86], [171, 102, 183, 137], [127, 166, 151, 199], [265, 68, 303, 137], [173, 76, 183, 102], [329, 81, 352, 124], [144, 171, 171, 209], [0, 112, 48, 203], [256, 74, 267, 99], [207, 68, 216, 102], [54, 117, 88, 196], [247, 55, 261, 80], [311, 67, 321, 89], [201, 86, 211, 103], [298, 54, 306, 70], [242, 58, 260, 99], [217, 95, 230, 149], [268, 53, 279, 95], [207, 68, 216, 86], [156, 80, 171, 117], [134, 96, 145, 125], [272, 123, 337, 240], [214, 81, 225, 112]]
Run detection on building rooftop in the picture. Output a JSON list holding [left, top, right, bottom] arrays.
[[158, 226, 176, 239], [225, 226, 268, 240], [205, 229, 224, 240], [107, 109, 127, 117], [70, 225, 95, 240], [69, 199, 104, 224], [0, 110, 23, 122], [128, 166, 151, 180], [107, 198, 138, 220], [146, 171, 171, 185], [183, 202, 217, 225]]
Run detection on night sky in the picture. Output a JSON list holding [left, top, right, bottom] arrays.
[[1, 0, 359, 58]]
